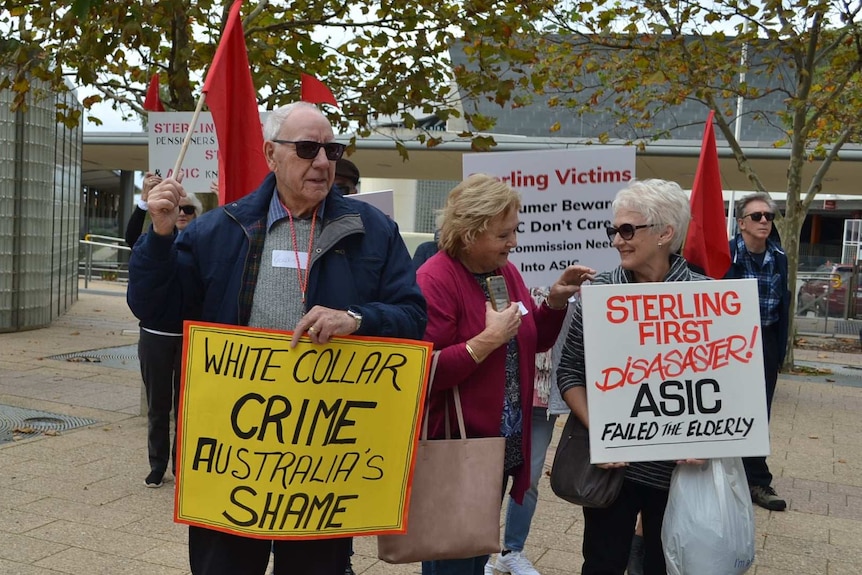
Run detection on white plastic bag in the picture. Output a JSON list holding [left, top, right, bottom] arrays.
[[662, 457, 755, 575]]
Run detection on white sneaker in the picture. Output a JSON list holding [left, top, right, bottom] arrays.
[[484, 559, 496, 575], [495, 551, 540, 575]]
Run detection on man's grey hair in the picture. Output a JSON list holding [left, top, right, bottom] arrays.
[[735, 192, 777, 220], [262, 102, 325, 141]]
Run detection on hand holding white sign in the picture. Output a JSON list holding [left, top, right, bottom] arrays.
[[147, 176, 187, 236]]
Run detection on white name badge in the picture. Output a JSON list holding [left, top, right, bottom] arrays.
[[272, 250, 308, 269]]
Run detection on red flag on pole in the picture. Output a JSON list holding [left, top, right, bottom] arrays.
[[143, 73, 165, 112], [202, 0, 269, 205], [301, 73, 339, 107], [683, 109, 731, 278]]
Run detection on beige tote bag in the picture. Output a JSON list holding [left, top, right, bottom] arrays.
[[377, 353, 505, 563]]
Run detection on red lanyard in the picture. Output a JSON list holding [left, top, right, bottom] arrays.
[[285, 208, 317, 304]]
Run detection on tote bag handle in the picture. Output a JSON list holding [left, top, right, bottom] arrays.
[[419, 350, 467, 441]]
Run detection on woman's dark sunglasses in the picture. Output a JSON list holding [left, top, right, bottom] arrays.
[[605, 223, 653, 241], [179, 205, 196, 215], [271, 139, 346, 161], [743, 211, 775, 222]]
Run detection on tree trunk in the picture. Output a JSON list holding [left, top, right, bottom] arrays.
[[776, 210, 806, 371]]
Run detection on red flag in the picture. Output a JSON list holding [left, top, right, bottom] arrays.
[[683, 110, 731, 278], [301, 73, 339, 107], [202, 0, 269, 205], [143, 73, 165, 112]]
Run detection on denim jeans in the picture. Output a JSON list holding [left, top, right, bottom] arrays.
[[502, 407, 558, 552]]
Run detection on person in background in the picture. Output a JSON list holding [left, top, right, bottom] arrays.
[[484, 287, 577, 575], [333, 158, 360, 195], [417, 173, 594, 575], [128, 101, 426, 575], [724, 192, 790, 512], [413, 229, 441, 271], [125, 172, 202, 488], [557, 179, 707, 575]]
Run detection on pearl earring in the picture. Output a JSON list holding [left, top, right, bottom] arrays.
[[658, 241, 663, 247]]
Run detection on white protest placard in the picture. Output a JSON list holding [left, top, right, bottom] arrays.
[[581, 278, 770, 463], [148, 111, 268, 194], [462, 147, 634, 286], [350, 189, 394, 219]]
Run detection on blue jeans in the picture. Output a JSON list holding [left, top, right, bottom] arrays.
[[503, 408, 558, 552]]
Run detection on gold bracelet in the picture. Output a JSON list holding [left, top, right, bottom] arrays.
[[465, 343, 480, 364]]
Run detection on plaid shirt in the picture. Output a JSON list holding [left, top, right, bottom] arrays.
[[732, 235, 782, 327]]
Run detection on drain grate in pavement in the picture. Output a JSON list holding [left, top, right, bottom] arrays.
[[48, 344, 139, 371], [0, 404, 97, 444]]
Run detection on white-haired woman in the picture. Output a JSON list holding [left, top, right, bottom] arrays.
[[126, 177, 203, 488], [557, 179, 706, 575]]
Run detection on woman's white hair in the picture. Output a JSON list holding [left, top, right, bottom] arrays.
[[612, 179, 691, 253], [183, 192, 203, 216]]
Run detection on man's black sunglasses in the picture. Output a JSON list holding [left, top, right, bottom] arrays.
[[179, 205, 196, 215], [271, 139, 346, 161], [606, 223, 653, 241], [742, 211, 775, 222]]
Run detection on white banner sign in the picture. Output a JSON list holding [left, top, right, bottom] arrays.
[[581, 278, 770, 463], [462, 147, 634, 286], [148, 111, 267, 194], [350, 189, 394, 219]]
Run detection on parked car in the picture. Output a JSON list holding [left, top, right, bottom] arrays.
[[797, 264, 862, 317]]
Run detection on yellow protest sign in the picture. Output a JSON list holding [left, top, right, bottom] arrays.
[[175, 321, 433, 539]]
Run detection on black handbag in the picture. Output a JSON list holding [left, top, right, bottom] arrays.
[[550, 413, 625, 508]]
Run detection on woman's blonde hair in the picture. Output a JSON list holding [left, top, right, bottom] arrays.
[[437, 173, 521, 257]]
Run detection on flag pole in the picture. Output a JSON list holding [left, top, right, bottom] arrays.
[[171, 92, 208, 178]]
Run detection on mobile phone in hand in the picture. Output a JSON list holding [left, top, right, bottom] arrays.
[[486, 275, 510, 311]]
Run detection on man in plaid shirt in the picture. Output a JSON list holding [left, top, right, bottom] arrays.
[[725, 192, 790, 512]]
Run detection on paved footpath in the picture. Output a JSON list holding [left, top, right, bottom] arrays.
[[0, 280, 861, 574]]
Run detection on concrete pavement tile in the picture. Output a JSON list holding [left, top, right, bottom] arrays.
[[826, 560, 862, 575], [810, 490, 850, 508], [354, 559, 422, 574], [129, 539, 188, 571], [0, 530, 69, 563], [33, 546, 181, 575], [19, 497, 142, 530], [789, 498, 829, 514], [531, 547, 583, 572], [753, 547, 828, 573], [521, 524, 583, 553], [828, 527, 862, 548], [786, 437, 836, 456], [0, 486, 43, 508], [26, 519, 162, 558], [827, 504, 862, 521], [0, 558, 65, 574], [828, 483, 862, 497], [118, 513, 189, 545], [0, 507, 58, 532]]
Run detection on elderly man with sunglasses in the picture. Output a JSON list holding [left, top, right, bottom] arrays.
[[724, 192, 790, 512], [127, 102, 426, 575]]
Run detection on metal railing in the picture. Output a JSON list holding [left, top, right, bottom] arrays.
[[79, 234, 131, 288]]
